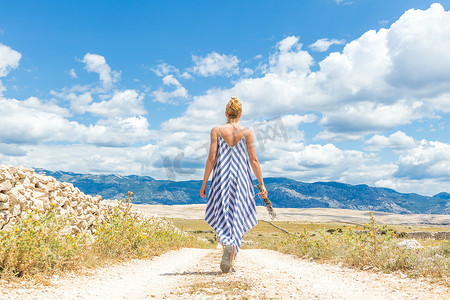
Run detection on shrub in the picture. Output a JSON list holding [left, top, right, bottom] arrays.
[[269, 211, 449, 280], [0, 201, 206, 279]]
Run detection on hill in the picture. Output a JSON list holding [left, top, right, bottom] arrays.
[[35, 169, 449, 214]]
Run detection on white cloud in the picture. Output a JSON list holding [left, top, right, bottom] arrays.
[[0, 144, 161, 177], [276, 36, 301, 52], [365, 131, 417, 151], [0, 43, 21, 94], [242, 68, 253, 77], [152, 3, 450, 194], [335, 0, 353, 5], [66, 92, 93, 114], [386, 3, 450, 90], [0, 97, 82, 144], [394, 140, 450, 180], [84, 116, 152, 147], [0, 91, 149, 147], [318, 100, 424, 135], [269, 36, 313, 75], [191, 52, 240, 77], [82, 53, 120, 88], [0, 143, 26, 156], [309, 38, 345, 52], [0, 43, 21, 77], [87, 89, 146, 118], [180, 72, 192, 79], [299, 144, 345, 168], [152, 63, 179, 77], [152, 75, 188, 103], [69, 68, 77, 78]]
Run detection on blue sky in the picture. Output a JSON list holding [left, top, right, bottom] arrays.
[[1, 0, 450, 195]]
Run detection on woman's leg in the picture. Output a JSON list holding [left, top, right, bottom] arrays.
[[220, 244, 233, 273], [230, 245, 235, 268]]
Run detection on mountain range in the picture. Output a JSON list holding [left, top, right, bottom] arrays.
[[35, 169, 450, 215]]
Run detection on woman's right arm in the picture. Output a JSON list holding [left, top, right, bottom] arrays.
[[200, 127, 219, 198], [246, 129, 268, 198]]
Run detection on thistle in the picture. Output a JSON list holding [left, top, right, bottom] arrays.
[[255, 184, 276, 220]]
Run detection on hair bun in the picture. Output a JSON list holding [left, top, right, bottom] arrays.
[[226, 96, 242, 118]]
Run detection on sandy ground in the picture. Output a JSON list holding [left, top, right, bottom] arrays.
[[1, 248, 448, 299], [136, 204, 450, 225]]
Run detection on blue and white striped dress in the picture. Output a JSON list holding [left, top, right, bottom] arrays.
[[205, 127, 257, 255]]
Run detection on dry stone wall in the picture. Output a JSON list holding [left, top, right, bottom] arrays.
[[0, 165, 105, 234]]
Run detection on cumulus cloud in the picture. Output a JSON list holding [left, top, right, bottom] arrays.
[[0, 43, 21, 94], [82, 53, 120, 88], [83, 116, 152, 147], [386, 4, 450, 90], [394, 140, 450, 180], [152, 75, 188, 103], [66, 92, 93, 114], [0, 143, 27, 156], [191, 52, 240, 77], [309, 38, 345, 52], [0, 143, 161, 177], [0, 43, 21, 77], [269, 36, 313, 75], [0, 97, 83, 144], [151, 3, 450, 194], [0, 93, 150, 147], [365, 131, 417, 151], [317, 100, 424, 136], [87, 89, 146, 117]]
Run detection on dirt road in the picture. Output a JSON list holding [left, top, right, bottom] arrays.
[[1, 248, 448, 299]]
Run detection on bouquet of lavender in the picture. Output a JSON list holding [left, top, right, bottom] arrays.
[[255, 184, 276, 220]]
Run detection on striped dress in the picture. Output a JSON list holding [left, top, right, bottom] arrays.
[[205, 127, 257, 255]]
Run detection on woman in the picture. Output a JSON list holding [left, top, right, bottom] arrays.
[[200, 96, 268, 273]]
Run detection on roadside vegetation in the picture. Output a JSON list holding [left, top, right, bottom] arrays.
[[267, 212, 449, 283], [171, 213, 449, 283], [0, 201, 207, 280]]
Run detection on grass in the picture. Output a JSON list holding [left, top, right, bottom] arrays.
[[265, 212, 450, 283], [169, 213, 450, 283], [184, 280, 250, 297], [0, 202, 207, 280], [2, 203, 448, 285]]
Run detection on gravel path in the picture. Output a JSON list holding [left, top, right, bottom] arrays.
[[1, 248, 448, 299]]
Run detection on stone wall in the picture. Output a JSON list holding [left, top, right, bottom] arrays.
[[0, 165, 105, 234]]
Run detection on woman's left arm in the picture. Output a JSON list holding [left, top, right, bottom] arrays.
[[200, 127, 219, 198]]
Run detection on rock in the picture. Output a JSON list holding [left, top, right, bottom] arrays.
[[0, 202, 9, 210], [0, 180, 12, 192], [7, 188, 27, 206], [397, 239, 424, 250], [0, 193, 8, 202], [2, 171, 13, 181], [31, 199, 44, 213], [21, 176, 32, 188], [0, 165, 159, 239], [32, 190, 46, 199], [242, 239, 255, 245], [11, 204, 21, 217], [46, 182, 55, 191]]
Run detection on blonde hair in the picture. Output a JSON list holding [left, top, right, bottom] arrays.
[[226, 96, 242, 118]]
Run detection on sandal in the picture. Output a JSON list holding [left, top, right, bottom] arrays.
[[220, 245, 233, 273]]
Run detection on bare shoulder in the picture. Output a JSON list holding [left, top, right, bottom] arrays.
[[244, 128, 254, 140], [210, 126, 220, 138]]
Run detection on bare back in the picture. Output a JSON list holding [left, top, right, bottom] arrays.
[[218, 124, 247, 148]]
